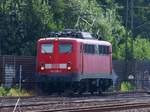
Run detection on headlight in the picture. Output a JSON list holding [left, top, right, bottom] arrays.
[[67, 62, 72, 70], [67, 66, 71, 70], [40, 66, 45, 70]]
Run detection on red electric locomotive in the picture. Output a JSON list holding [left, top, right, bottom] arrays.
[[36, 31, 114, 94]]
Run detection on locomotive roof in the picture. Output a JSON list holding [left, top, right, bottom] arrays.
[[38, 37, 111, 46]]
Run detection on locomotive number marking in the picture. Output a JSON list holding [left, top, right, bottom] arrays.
[[45, 64, 52, 69], [45, 63, 67, 69], [52, 64, 59, 68]]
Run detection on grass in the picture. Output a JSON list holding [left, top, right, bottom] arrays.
[[0, 86, 34, 97]]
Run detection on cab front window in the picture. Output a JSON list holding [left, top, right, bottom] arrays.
[[59, 43, 72, 53], [41, 44, 53, 53]]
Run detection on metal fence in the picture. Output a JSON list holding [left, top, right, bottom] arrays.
[[114, 60, 150, 91], [0, 55, 150, 91], [0, 55, 35, 89]]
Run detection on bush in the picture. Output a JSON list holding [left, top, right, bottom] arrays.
[[120, 81, 135, 92], [0, 87, 10, 96], [7, 88, 30, 96]]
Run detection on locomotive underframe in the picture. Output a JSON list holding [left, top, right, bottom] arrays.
[[36, 73, 113, 94]]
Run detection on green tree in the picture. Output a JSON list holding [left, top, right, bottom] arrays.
[[115, 0, 150, 39], [0, 0, 55, 55], [134, 36, 150, 60]]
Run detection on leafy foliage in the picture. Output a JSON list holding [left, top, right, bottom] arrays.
[[0, 0, 54, 55], [7, 87, 33, 96], [134, 36, 150, 60], [120, 81, 135, 92], [115, 0, 150, 39], [0, 87, 9, 96], [0, 0, 149, 60]]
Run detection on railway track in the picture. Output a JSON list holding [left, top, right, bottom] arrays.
[[1, 91, 150, 112], [34, 102, 150, 112], [1, 99, 150, 112]]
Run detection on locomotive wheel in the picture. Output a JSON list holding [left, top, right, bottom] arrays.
[[67, 82, 78, 96], [78, 86, 84, 95], [78, 81, 86, 95], [90, 90, 94, 95], [48, 83, 54, 95], [36, 82, 43, 95], [78, 90, 84, 95], [65, 90, 74, 96], [89, 80, 96, 95], [39, 82, 49, 95], [71, 82, 78, 93], [98, 87, 102, 95]]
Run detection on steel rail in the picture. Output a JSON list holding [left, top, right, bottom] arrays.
[[33, 102, 150, 112]]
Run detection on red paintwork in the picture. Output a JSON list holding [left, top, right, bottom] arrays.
[[36, 38, 78, 75], [36, 37, 112, 77], [83, 55, 111, 74]]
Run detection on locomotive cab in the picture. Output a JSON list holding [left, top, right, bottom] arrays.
[[37, 38, 78, 74]]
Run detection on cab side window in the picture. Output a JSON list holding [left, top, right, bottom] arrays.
[[84, 44, 95, 54], [98, 45, 109, 55]]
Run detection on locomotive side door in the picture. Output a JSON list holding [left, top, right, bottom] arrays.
[[80, 43, 84, 74]]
